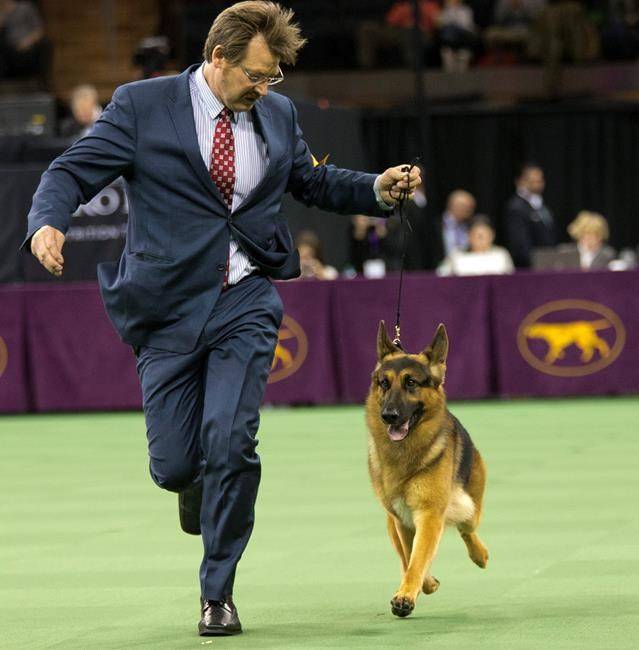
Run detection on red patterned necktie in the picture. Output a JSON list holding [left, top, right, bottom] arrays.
[[209, 107, 235, 287]]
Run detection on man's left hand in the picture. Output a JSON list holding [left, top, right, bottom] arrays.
[[376, 164, 422, 207]]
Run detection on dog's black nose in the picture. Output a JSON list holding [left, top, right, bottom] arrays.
[[381, 408, 400, 425]]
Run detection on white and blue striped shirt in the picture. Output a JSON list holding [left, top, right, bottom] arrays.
[[189, 63, 268, 284]]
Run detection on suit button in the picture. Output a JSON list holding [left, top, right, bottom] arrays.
[[217, 264, 225, 271]]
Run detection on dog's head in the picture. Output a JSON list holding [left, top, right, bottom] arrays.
[[371, 321, 448, 443]]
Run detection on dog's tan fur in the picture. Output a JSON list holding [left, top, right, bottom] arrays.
[[365, 322, 488, 617]]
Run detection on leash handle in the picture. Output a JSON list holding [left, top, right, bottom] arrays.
[[392, 157, 420, 350]]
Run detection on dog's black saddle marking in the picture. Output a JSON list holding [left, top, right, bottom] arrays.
[[450, 414, 474, 487]]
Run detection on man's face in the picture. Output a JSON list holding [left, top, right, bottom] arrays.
[[210, 34, 279, 112], [520, 168, 545, 195], [448, 193, 475, 223]]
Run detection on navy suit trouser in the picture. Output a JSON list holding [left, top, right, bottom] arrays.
[[135, 275, 283, 599]]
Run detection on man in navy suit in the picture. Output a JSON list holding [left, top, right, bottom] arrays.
[[25, 1, 421, 636], [504, 163, 556, 268]]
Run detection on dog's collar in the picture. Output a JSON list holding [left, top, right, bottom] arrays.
[[392, 337, 405, 351]]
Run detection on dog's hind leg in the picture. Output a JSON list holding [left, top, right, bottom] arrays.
[[422, 574, 440, 594], [457, 452, 489, 569], [459, 530, 488, 568]]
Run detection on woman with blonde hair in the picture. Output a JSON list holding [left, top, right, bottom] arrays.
[[566, 211, 616, 270]]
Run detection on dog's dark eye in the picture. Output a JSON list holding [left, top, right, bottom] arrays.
[[405, 377, 417, 388], [379, 377, 390, 391]]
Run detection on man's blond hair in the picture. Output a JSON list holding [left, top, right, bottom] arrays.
[[203, 1, 306, 65]]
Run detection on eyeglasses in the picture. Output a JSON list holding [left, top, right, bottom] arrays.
[[242, 65, 284, 86]]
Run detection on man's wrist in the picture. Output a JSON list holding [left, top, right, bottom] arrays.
[[373, 175, 395, 211]]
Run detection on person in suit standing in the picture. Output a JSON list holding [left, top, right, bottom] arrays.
[[504, 162, 556, 268], [23, 1, 421, 638]]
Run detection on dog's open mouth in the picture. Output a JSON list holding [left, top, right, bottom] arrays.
[[387, 421, 410, 441], [387, 409, 424, 442]]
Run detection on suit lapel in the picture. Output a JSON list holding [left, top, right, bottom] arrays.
[[166, 65, 227, 211]]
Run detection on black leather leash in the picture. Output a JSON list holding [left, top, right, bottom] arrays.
[[391, 157, 420, 350]]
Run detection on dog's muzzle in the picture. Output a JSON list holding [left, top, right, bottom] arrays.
[[382, 408, 410, 442]]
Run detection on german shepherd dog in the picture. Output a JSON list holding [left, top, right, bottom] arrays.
[[366, 321, 488, 617]]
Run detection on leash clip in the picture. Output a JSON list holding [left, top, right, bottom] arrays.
[[392, 324, 403, 350]]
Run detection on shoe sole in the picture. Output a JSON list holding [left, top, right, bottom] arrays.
[[198, 623, 242, 636]]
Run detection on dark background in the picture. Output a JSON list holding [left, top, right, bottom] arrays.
[[4, 98, 638, 280], [363, 101, 639, 255]]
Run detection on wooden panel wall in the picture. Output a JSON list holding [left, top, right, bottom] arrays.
[[41, 0, 159, 102]]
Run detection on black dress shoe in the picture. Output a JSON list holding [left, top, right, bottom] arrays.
[[198, 597, 242, 636], [178, 481, 202, 535]]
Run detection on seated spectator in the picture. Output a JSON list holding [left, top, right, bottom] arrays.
[[59, 85, 102, 140], [505, 162, 556, 268], [563, 211, 616, 270], [422, 188, 476, 270], [483, 0, 540, 61], [356, 0, 440, 69], [438, 0, 478, 71], [443, 189, 476, 253], [0, 0, 46, 80], [296, 230, 338, 280], [438, 214, 515, 275]]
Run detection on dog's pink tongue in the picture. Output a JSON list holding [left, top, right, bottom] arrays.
[[388, 421, 409, 441]]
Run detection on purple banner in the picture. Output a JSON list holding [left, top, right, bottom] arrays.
[[24, 283, 141, 411], [264, 280, 338, 405], [492, 270, 639, 397], [6, 271, 639, 413], [0, 286, 30, 413], [332, 274, 492, 402]]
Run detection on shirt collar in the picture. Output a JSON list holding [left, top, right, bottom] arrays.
[[194, 63, 237, 122], [517, 188, 543, 210]]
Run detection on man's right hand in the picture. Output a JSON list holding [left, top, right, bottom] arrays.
[[31, 225, 66, 277]]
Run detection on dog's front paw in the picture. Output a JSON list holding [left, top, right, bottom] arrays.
[[390, 593, 415, 617]]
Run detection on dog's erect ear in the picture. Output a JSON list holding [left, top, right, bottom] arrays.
[[426, 323, 449, 364], [377, 320, 401, 361], [422, 323, 449, 385]]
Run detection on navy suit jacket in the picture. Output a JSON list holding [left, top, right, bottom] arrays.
[[504, 194, 556, 268], [25, 65, 382, 353]]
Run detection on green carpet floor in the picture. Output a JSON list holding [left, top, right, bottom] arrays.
[[1, 397, 638, 649]]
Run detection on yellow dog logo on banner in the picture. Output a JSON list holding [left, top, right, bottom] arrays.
[[269, 315, 308, 383], [517, 300, 625, 377]]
